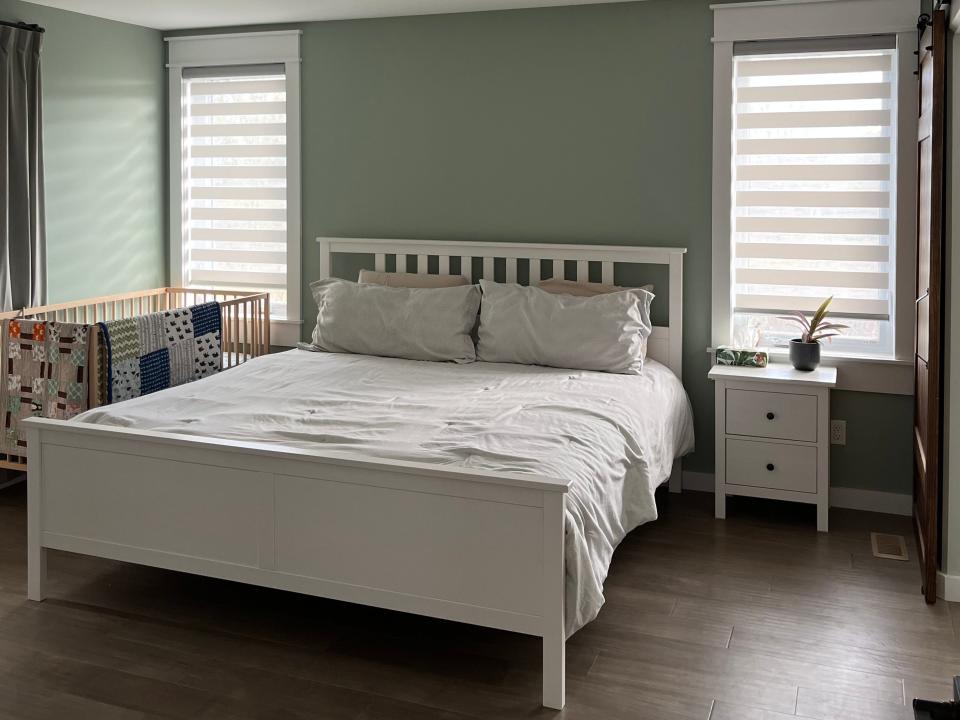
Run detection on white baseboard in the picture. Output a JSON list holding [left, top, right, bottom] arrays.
[[680, 471, 911, 516], [829, 487, 912, 516], [937, 571, 960, 602]]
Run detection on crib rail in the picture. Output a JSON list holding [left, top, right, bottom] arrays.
[[0, 287, 270, 473], [0, 288, 270, 362], [168, 289, 271, 368]]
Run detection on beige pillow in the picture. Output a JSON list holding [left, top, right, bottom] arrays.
[[536, 278, 654, 297], [359, 270, 469, 288]]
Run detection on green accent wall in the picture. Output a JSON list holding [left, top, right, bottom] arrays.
[[829, 390, 913, 493], [299, 0, 720, 472], [0, 0, 166, 302], [155, 0, 917, 494], [297, 1, 912, 492]]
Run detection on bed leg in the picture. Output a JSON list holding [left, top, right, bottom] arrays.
[[26, 429, 46, 602], [543, 626, 565, 709], [27, 471, 46, 601], [542, 492, 565, 710], [27, 547, 46, 602], [669, 459, 682, 494]]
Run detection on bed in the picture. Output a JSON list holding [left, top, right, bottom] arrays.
[[75, 348, 694, 635], [23, 237, 689, 709]]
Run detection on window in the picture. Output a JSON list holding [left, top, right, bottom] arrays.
[[730, 43, 898, 356], [167, 31, 302, 346], [181, 66, 290, 319]]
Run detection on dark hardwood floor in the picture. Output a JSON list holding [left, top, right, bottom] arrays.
[[0, 481, 956, 719]]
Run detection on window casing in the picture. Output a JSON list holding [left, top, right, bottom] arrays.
[[730, 43, 898, 357], [167, 31, 302, 346], [709, 0, 919, 395]]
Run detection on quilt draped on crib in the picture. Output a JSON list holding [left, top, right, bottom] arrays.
[[98, 301, 222, 404], [1, 319, 92, 455]]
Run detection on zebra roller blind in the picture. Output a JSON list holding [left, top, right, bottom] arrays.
[[181, 65, 288, 319], [731, 42, 897, 354]]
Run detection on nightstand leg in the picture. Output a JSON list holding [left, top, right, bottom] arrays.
[[816, 501, 828, 532], [715, 489, 726, 519]]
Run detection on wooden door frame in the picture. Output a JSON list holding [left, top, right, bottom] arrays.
[[914, 8, 947, 604]]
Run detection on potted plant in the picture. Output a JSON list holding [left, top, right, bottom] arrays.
[[779, 297, 847, 371]]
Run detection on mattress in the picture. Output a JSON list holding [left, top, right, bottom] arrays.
[[75, 349, 695, 635]]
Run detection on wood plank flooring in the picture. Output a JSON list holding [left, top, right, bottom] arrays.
[[0, 482, 956, 719]]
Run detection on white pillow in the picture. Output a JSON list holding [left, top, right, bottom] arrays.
[[476, 280, 653, 374], [309, 278, 481, 363]]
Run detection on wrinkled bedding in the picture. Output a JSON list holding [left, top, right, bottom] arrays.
[[75, 349, 695, 635]]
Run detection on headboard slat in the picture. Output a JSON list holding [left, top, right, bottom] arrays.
[[483, 257, 495, 281], [530, 258, 542, 284], [552, 259, 563, 281], [601, 262, 614, 285]]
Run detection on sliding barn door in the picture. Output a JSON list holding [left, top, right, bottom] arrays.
[[914, 9, 946, 604]]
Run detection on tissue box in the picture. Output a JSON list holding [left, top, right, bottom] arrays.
[[716, 347, 768, 368]]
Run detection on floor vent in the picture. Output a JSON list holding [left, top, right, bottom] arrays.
[[871, 532, 909, 561]]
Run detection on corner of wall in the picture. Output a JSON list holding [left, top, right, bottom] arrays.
[[942, 10, 960, 577]]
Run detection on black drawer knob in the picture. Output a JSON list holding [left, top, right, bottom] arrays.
[[766, 463, 775, 471], [766, 412, 775, 420]]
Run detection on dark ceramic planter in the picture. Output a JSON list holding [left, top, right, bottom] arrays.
[[789, 339, 821, 371]]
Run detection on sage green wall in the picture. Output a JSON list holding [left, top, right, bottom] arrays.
[[174, 0, 914, 493], [0, 0, 166, 302], [830, 390, 912, 493], [299, 0, 718, 475]]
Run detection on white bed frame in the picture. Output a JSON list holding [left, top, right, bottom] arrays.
[[24, 238, 686, 709]]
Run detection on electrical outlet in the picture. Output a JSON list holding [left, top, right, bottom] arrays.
[[830, 419, 846, 446]]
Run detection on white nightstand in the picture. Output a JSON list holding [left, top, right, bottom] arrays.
[[708, 363, 838, 532]]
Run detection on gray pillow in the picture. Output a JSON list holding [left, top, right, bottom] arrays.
[[476, 280, 653, 374], [309, 278, 481, 363]]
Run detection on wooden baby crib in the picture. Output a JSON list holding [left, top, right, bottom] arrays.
[[0, 287, 271, 472]]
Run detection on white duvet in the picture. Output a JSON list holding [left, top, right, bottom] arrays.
[[75, 350, 695, 635]]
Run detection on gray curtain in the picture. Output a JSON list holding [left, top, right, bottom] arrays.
[[0, 25, 45, 312]]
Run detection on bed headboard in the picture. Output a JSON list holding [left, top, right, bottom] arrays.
[[316, 237, 686, 379]]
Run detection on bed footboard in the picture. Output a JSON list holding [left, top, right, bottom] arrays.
[[23, 417, 570, 709]]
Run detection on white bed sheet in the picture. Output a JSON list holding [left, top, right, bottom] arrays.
[[75, 350, 695, 635]]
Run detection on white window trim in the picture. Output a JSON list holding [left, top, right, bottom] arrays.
[[166, 31, 303, 347], [710, 0, 920, 395]]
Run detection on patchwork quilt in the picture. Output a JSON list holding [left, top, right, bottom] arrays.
[[99, 301, 222, 403], [1, 319, 91, 455]]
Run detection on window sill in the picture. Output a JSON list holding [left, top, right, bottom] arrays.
[[270, 319, 302, 348], [707, 347, 913, 395]]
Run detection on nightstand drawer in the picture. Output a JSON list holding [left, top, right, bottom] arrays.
[[725, 389, 817, 442], [725, 439, 817, 493]]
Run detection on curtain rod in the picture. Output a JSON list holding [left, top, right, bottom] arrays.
[[0, 19, 45, 33]]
